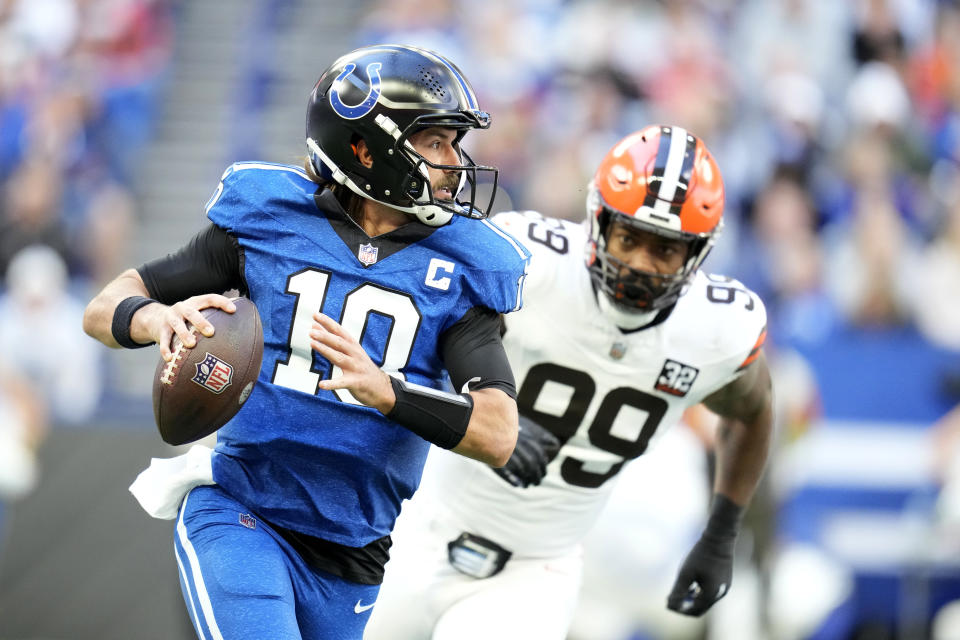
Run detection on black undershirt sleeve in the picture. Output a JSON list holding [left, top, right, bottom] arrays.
[[439, 307, 517, 399], [137, 223, 246, 304]]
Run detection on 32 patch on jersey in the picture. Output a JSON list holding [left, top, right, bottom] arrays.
[[655, 359, 699, 397]]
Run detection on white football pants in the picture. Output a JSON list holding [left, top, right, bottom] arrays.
[[363, 499, 582, 640]]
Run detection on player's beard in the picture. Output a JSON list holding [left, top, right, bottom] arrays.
[[433, 174, 461, 202], [594, 261, 666, 329], [596, 292, 659, 330]]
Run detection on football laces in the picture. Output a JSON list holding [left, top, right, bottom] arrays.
[[160, 328, 197, 385]]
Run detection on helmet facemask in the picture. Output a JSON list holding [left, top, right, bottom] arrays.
[[390, 114, 499, 225], [588, 204, 719, 314]]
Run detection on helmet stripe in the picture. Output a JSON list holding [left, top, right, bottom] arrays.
[[669, 131, 698, 215], [643, 126, 698, 216], [643, 126, 673, 205], [651, 126, 689, 215]]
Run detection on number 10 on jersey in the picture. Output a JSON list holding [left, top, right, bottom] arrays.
[[271, 268, 422, 405]]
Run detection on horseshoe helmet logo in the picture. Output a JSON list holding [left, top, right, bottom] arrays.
[[329, 62, 383, 120]]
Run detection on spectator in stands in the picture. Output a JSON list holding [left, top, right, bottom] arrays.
[[0, 365, 45, 497], [910, 193, 960, 350], [737, 170, 837, 344], [73, 0, 175, 186], [852, 0, 908, 69], [0, 244, 103, 424], [0, 155, 75, 278], [0, 365, 46, 557], [0, 0, 173, 286], [821, 131, 923, 329]]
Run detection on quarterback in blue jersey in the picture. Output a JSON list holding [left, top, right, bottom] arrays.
[[83, 44, 529, 640]]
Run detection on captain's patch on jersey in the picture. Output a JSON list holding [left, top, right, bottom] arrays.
[[655, 359, 699, 397]]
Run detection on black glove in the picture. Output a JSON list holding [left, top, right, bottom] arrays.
[[666, 494, 744, 616], [493, 414, 561, 488]]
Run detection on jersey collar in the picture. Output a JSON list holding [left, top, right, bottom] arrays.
[[314, 187, 438, 267]]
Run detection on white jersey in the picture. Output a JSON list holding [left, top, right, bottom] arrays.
[[422, 210, 767, 557]]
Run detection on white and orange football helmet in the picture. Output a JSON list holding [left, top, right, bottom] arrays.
[[586, 125, 724, 314]]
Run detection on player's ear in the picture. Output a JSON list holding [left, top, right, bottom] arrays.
[[354, 139, 374, 169]]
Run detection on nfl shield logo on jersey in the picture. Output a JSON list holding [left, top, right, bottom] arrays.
[[192, 352, 234, 394], [358, 242, 379, 266], [609, 341, 628, 360]]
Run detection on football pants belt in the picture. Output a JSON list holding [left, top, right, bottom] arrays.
[[447, 532, 512, 579]]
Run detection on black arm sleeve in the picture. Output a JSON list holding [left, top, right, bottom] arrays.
[[439, 307, 516, 399], [137, 223, 246, 304]]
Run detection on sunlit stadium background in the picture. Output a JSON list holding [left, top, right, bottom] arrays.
[[1, 1, 959, 639]]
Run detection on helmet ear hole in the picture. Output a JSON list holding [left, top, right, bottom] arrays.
[[353, 139, 374, 169]]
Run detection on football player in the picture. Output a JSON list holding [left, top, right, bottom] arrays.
[[82, 44, 528, 640], [364, 125, 773, 640]]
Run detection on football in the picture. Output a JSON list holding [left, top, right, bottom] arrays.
[[152, 297, 263, 445]]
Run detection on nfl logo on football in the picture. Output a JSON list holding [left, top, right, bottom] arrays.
[[192, 352, 235, 393], [358, 242, 379, 266]]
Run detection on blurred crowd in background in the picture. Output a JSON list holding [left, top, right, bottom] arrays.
[[0, 0, 174, 560], [358, 0, 960, 354], [1, 0, 960, 638]]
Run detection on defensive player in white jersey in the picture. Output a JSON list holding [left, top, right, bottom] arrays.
[[364, 125, 773, 639]]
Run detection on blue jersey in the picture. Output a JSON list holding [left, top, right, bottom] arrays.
[[204, 162, 529, 547]]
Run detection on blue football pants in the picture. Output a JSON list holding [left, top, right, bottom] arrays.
[[174, 485, 380, 640]]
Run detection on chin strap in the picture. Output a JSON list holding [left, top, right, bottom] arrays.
[[413, 204, 454, 227], [308, 136, 454, 227]]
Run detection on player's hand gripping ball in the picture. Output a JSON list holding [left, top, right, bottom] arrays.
[[152, 297, 263, 445]]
